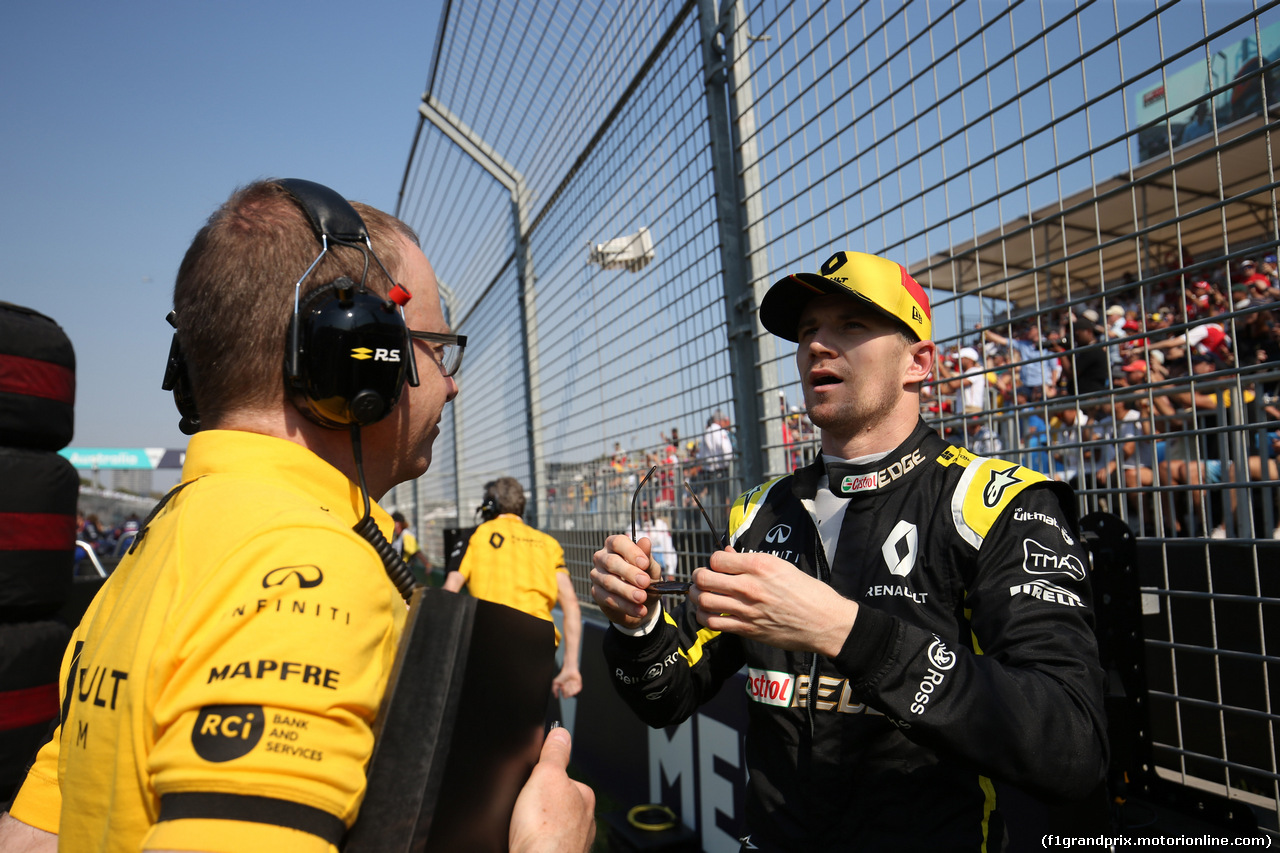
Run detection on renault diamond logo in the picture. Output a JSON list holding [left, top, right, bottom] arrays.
[[350, 347, 373, 361]]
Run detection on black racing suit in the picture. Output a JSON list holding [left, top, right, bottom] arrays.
[[603, 419, 1107, 851]]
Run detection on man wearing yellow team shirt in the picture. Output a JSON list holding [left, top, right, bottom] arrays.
[[445, 477, 582, 698], [0, 181, 594, 853]]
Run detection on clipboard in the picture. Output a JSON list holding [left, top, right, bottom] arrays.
[[344, 586, 557, 852]]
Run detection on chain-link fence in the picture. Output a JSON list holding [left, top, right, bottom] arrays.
[[387, 0, 1280, 828]]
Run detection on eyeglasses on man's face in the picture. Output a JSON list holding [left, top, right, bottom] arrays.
[[409, 330, 467, 377]]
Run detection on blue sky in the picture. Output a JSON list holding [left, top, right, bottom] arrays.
[[0, 0, 443, 454]]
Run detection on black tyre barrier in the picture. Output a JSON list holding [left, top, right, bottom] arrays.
[[0, 447, 78, 619], [0, 619, 70, 803], [0, 302, 75, 452]]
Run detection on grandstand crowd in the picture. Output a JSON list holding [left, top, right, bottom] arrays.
[[542, 253, 1279, 544], [931, 253, 1280, 539]]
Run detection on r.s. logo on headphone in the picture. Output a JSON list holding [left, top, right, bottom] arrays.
[[262, 565, 324, 589], [350, 347, 402, 362]]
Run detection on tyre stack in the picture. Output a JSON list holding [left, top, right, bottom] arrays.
[[0, 302, 78, 802]]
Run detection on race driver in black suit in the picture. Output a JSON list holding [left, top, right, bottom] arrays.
[[591, 250, 1106, 851]]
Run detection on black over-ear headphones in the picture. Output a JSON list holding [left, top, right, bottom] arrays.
[[162, 178, 420, 433], [477, 493, 499, 521]]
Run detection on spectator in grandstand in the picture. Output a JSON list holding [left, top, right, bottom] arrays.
[[984, 321, 1053, 401], [1260, 254, 1279, 289], [937, 345, 986, 416], [446, 476, 583, 699], [696, 410, 735, 515], [0, 180, 595, 853], [1049, 406, 1096, 491], [637, 504, 678, 581], [1237, 258, 1279, 302], [1019, 407, 1051, 475], [1061, 312, 1111, 397], [591, 249, 1106, 850]]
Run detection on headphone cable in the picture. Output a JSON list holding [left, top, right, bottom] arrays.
[[349, 423, 417, 603]]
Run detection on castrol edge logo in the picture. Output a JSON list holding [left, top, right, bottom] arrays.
[[745, 667, 795, 707]]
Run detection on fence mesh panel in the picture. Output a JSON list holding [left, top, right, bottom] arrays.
[[394, 0, 1280, 825]]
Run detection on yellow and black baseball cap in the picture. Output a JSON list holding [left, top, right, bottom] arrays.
[[759, 250, 932, 342]]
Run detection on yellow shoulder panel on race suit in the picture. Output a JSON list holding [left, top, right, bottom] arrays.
[[936, 445, 1052, 550], [727, 475, 789, 546]]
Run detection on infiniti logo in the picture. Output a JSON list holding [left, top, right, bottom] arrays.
[[764, 524, 792, 544]]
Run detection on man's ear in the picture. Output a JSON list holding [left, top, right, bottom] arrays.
[[906, 339, 936, 386]]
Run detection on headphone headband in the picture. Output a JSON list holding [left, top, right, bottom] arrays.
[[275, 179, 370, 246]]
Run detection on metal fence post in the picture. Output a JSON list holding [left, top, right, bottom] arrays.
[[417, 95, 542, 527], [698, 0, 765, 490], [512, 182, 545, 528]]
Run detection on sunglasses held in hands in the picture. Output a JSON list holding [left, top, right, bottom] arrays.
[[630, 465, 725, 595]]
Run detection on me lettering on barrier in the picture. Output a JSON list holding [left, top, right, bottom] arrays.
[[593, 250, 1107, 850], [0, 179, 595, 852]]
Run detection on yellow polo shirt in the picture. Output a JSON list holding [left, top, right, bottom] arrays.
[[457, 514, 566, 634], [10, 430, 406, 852]]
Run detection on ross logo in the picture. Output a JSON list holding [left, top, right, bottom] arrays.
[[764, 524, 792, 544], [1010, 579, 1084, 607], [1022, 538, 1086, 581], [350, 347, 373, 361], [489, 532, 505, 549], [192, 704, 265, 762], [881, 519, 918, 577], [746, 667, 795, 708], [927, 638, 956, 671], [262, 565, 324, 589], [982, 466, 1022, 508]]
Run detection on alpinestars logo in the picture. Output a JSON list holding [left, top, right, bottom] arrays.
[[764, 524, 792, 544], [881, 519, 918, 577], [983, 466, 1022, 507]]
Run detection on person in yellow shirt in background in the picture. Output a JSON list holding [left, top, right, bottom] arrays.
[[390, 511, 429, 585], [445, 477, 582, 698]]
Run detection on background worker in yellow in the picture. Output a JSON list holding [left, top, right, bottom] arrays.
[[0, 180, 595, 853], [390, 510, 429, 584], [444, 477, 583, 698]]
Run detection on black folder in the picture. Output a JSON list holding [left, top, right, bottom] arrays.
[[344, 587, 557, 852]]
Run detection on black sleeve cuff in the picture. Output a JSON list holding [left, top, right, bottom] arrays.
[[833, 604, 897, 686], [158, 793, 346, 844]]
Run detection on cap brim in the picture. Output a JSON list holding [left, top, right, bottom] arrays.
[[760, 272, 916, 342]]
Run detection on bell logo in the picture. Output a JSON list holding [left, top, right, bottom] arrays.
[[350, 347, 374, 361]]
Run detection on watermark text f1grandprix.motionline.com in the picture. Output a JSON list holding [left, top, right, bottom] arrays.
[[1043, 835, 1271, 848]]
